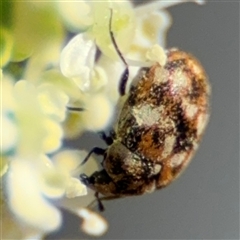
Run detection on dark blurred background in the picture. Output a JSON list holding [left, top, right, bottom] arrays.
[[47, 1, 239, 239]]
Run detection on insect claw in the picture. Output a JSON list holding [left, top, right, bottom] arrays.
[[80, 174, 90, 185]]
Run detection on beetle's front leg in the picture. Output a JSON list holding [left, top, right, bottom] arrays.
[[80, 147, 106, 166]]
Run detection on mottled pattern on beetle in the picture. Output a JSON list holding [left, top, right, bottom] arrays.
[[116, 49, 210, 188], [82, 49, 210, 197]]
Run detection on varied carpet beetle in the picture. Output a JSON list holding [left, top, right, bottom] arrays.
[[79, 11, 210, 203], [80, 49, 210, 198]]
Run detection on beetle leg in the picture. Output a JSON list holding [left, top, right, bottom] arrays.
[[86, 192, 121, 212], [81, 147, 106, 165], [95, 192, 105, 212], [98, 131, 114, 145]]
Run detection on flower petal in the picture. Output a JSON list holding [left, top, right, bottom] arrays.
[[57, 1, 93, 31], [65, 177, 87, 199], [6, 159, 62, 233], [2, 198, 44, 240], [145, 44, 167, 66], [78, 208, 108, 236], [12, 80, 64, 156], [89, 66, 108, 92], [90, 1, 136, 59], [81, 93, 113, 131], [37, 83, 69, 122], [39, 155, 67, 198], [129, 10, 171, 60], [60, 33, 96, 91], [42, 118, 63, 153]]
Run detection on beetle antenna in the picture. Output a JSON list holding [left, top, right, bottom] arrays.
[[109, 8, 129, 96]]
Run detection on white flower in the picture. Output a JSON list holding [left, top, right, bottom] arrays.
[[5, 150, 98, 238], [7, 157, 62, 233], [12, 80, 67, 155], [60, 33, 107, 92], [60, 0, 206, 114], [1, 74, 94, 238], [0, 75, 70, 156]]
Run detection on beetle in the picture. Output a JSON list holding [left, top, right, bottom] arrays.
[[79, 10, 210, 208]]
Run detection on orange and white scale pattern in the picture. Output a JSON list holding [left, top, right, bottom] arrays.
[[86, 49, 210, 197]]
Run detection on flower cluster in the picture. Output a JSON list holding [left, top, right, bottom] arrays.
[[1, 0, 205, 238]]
